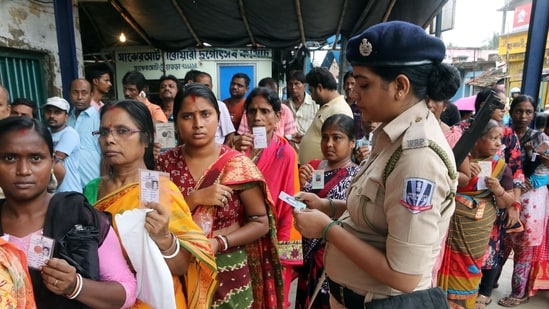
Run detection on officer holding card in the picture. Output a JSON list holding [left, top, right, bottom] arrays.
[[293, 21, 458, 308]]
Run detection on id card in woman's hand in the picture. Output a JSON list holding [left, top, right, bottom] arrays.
[[279, 191, 306, 210], [27, 234, 55, 269], [140, 169, 161, 203]]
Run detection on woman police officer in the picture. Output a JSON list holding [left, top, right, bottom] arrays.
[[293, 21, 458, 308]]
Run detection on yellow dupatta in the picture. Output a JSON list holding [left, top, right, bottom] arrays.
[[89, 177, 218, 309]]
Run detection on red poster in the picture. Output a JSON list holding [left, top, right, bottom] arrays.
[[513, 3, 532, 29]]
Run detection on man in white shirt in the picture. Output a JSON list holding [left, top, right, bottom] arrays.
[[192, 71, 236, 145], [284, 70, 318, 148]]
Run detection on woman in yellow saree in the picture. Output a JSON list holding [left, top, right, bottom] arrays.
[[83, 100, 217, 308]]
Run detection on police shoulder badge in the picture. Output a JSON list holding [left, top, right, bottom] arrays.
[[401, 177, 435, 214], [359, 38, 373, 56]]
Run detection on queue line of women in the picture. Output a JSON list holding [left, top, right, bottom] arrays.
[[0, 78, 364, 308], [0, 20, 454, 309], [1, 21, 548, 309]]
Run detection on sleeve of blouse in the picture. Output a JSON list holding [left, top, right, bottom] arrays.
[[98, 227, 137, 309]]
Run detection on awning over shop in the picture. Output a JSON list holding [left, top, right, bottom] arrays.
[[79, 0, 448, 56]]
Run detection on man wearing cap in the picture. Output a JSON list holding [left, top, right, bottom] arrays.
[[298, 67, 353, 164], [67, 78, 102, 187], [292, 21, 457, 308], [43, 97, 81, 192]]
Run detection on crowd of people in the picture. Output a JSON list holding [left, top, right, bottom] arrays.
[[0, 20, 547, 309]]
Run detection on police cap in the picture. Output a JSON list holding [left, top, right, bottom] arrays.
[[346, 21, 446, 67]]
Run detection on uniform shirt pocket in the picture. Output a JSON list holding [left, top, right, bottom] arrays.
[[348, 179, 388, 238]]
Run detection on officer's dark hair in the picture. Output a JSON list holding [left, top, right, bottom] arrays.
[[11, 97, 38, 118], [100, 100, 155, 169], [174, 83, 220, 122], [122, 70, 146, 92], [287, 70, 306, 83], [322, 114, 356, 141], [159, 75, 181, 89], [306, 67, 338, 90], [244, 87, 281, 113], [232, 73, 251, 87], [0, 116, 53, 156], [368, 62, 460, 103]]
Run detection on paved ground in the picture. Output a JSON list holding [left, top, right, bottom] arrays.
[[486, 258, 549, 308], [287, 257, 549, 308]]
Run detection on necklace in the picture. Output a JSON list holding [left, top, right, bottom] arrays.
[[249, 148, 263, 163]]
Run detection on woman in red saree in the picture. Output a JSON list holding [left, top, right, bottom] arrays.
[[156, 83, 284, 309], [233, 87, 302, 308], [295, 114, 359, 309]]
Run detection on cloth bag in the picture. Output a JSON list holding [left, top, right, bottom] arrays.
[[115, 209, 176, 309]]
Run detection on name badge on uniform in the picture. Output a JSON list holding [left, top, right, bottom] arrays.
[[401, 177, 435, 214], [311, 170, 325, 189]]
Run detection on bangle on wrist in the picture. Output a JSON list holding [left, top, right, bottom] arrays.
[[511, 201, 522, 211], [215, 235, 229, 252], [162, 238, 180, 259], [221, 235, 229, 249], [321, 220, 341, 242], [327, 198, 337, 219], [65, 273, 83, 299], [159, 233, 177, 253]]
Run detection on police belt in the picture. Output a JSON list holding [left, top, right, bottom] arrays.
[[327, 277, 366, 309]]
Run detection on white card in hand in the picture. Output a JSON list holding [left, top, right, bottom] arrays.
[[253, 126, 268, 149], [478, 161, 492, 177], [155, 122, 176, 149], [27, 234, 55, 269], [278, 191, 306, 210], [140, 169, 161, 203], [477, 177, 489, 190], [312, 170, 325, 189]]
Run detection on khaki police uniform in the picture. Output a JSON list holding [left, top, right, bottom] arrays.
[[325, 102, 457, 303]]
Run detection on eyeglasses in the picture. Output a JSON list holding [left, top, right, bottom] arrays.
[[92, 127, 143, 139]]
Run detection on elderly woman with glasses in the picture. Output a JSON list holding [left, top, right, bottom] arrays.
[[83, 100, 217, 308]]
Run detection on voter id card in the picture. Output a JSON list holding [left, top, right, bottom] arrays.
[[27, 234, 54, 269], [278, 191, 306, 210]]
